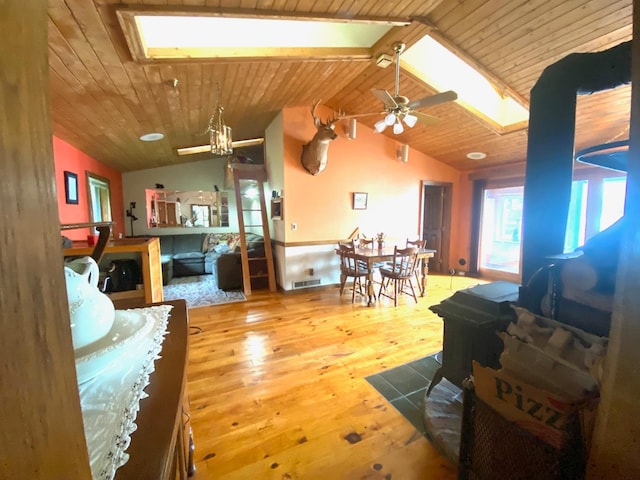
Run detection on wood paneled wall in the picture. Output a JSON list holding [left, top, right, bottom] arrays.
[[587, 2, 640, 477], [0, 3, 91, 478]]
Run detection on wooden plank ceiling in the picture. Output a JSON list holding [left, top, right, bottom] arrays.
[[47, 0, 632, 173]]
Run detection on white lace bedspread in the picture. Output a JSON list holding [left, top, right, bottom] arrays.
[[77, 304, 173, 480]]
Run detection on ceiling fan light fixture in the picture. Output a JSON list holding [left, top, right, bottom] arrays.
[[384, 112, 396, 126], [393, 121, 404, 135], [374, 119, 387, 132], [403, 113, 418, 128], [210, 119, 232, 156]]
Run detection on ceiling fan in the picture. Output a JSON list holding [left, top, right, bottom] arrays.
[[344, 42, 458, 134]]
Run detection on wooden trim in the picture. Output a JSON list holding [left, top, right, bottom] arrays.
[[144, 47, 373, 64], [115, 6, 410, 25], [273, 239, 353, 248], [467, 162, 526, 182]]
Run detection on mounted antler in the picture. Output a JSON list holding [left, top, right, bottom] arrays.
[[301, 100, 339, 175], [311, 100, 339, 128]]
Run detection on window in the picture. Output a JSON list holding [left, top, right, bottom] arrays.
[[480, 186, 523, 275], [564, 175, 626, 252], [476, 173, 626, 279], [600, 177, 626, 231], [564, 180, 588, 252], [402, 36, 528, 132], [87, 173, 112, 224]]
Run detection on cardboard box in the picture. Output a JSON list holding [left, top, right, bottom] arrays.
[[472, 361, 599, 451]]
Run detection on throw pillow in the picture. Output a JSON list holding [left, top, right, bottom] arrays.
[[202, 233, 218, 253], [213, 243, 230, 254], [226, 234, 241, 252]]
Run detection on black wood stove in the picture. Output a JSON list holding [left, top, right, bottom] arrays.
[[427, 281, 519, 396]]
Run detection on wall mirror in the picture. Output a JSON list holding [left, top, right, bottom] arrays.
[[146, 189, 229, 228]]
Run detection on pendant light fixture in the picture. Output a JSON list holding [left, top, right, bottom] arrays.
[[207, 82, 233, 156]]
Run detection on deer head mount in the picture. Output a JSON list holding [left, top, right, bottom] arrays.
[[300, 101, 339, 175]]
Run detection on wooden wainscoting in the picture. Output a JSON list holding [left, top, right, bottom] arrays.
[[186, 274, 485, 479]]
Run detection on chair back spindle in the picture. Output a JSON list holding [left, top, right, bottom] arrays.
[[338, 242, 370, 303], [378, 246, 420, 306]]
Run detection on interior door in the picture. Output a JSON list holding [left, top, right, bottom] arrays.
[[422, 183, 451, 273]]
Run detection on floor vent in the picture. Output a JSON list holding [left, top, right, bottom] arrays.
[[293, 279, 321, 289]]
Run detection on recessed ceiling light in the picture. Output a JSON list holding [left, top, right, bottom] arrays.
[[139, 132, 164, 142], [466, 151, 487, 160]]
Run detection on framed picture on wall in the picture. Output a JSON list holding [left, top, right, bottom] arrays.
[[64, 171, 79, 205], [353, 192, 368, 210]]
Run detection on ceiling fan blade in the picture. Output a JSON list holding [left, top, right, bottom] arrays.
[[338, 111, 387, 120], [412, 111, 440, 126], [371, 89, 398, 109], [407, 90, 458, 110]]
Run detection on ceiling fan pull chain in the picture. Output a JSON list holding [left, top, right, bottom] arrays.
[[394, 43, 402, 98]]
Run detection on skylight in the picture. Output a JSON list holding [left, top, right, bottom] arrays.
[[402, 36, 529, 131], [130, 15, 396, 60]]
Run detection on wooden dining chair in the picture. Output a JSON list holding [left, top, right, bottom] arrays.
[[358, 236, 375, 249], [357, 236, 385, 283], [338, 242, 370, 303], [406, 238, 426, 249], [406, 238, 426, 288], [378, 246, 420, 306]]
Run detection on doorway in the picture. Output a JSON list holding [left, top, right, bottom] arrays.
[[421, 182, 452, 274]]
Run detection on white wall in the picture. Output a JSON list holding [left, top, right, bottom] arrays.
[[281, 244, 341, 290], [265, 112, 286, 244]]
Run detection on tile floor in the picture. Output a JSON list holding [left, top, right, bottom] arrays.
[[365, 354, 440, 436]]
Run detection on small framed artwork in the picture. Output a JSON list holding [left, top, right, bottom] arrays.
[[64, 171, 79, 205], [353, 192, 368, 210]]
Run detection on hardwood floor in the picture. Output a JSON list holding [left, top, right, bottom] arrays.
[[186, 274, 485, 479]]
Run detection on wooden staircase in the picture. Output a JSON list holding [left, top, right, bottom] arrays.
[[232, 165, 276, 295]]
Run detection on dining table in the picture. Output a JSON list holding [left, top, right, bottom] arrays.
[[349, 246, 436, 306]]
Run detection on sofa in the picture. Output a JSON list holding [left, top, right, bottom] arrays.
[[215, 234, 267, 290], [158, 232, 265, 289]]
